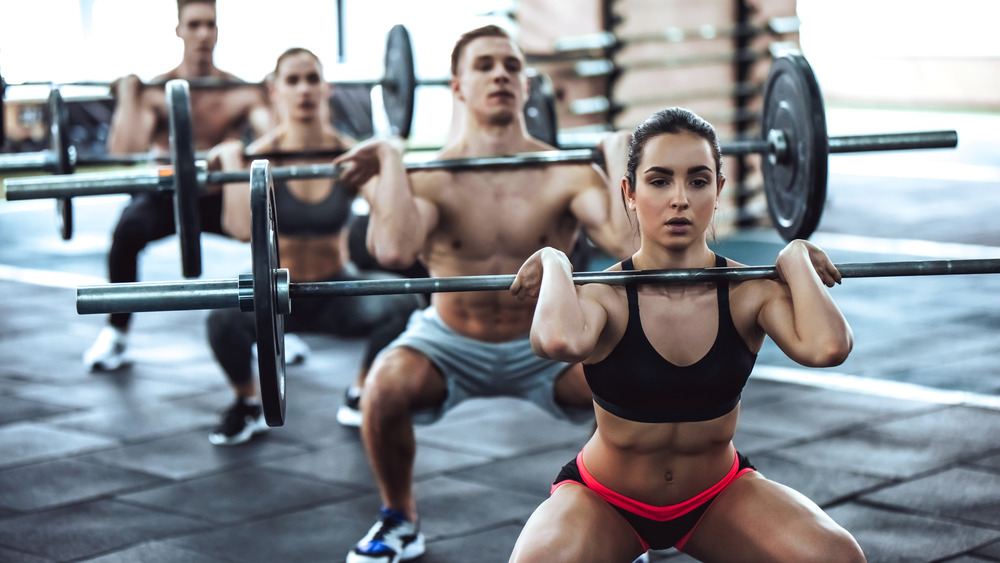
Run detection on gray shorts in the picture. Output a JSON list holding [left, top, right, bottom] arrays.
[[388, 307, 593, 425]]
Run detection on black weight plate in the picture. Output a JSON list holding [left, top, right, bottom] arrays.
[[524, 72, 559, 146], [250, 160, 286, 427], [760, 52, 828, 241], [382, 24, 416, 139], [166, 80, 203, 278], [1, 67, 6, 147], [48, 89, 75, 240], [56, 198, 73, 240]]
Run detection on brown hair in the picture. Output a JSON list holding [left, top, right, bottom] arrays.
[[273, 47, 322, 78], [177, 0, 215, 17], [450, 25, 515, 76], [625, 107, 723, 191]]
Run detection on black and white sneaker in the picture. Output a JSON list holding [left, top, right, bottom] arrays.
[[336, 386, 363, 428], [346, 507, 425, 563], [208, 399, 268, 446]]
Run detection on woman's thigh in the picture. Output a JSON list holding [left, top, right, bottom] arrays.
[[681, 472, 865, 563], [510, 484, 645, 563]]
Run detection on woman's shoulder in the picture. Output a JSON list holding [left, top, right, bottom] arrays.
[[244, 130, 283, 155]]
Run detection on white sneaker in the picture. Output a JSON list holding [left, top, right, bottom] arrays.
[[347, 507, 425, 563], [83, 327, 129, 371], [336, 386, 363, 428], [283, 333, 311, 365], [252, 333, 310, 365]]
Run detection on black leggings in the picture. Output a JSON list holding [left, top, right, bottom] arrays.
[[108, 192, 226, 329], [206, 266, 424, 386]]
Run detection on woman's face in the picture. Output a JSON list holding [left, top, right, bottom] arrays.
[[624, 131, 724, 250], [271, 53, 328, 123]]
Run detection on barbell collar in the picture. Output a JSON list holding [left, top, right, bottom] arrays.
[[76, 258, 1000, 314], [0, 151, 59, 173]]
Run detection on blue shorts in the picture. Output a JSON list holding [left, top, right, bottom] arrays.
[[388, 307, 593, 425]]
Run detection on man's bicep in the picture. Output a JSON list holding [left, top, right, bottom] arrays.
[[413, 196, 440, 240], [107, 102, 157, 154], [570, 183, 611, 236]]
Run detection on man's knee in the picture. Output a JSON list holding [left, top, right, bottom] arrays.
[[364, 347, 445, 413]]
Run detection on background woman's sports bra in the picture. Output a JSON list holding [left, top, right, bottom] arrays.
[[273, 176, 354, 237]]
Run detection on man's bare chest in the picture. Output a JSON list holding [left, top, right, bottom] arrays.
[[423, 173, 579, 253]]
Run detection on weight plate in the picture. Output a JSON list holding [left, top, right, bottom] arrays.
[[48, 89, 75, 239], [524, 72, 559, 146], [760, 52, 828, 241], [250, 160, 286, 427], [1, 68, 6, 147], [166, 80, 203, 278], [382, 24, 416, 139], [56, 198, 73, 240]]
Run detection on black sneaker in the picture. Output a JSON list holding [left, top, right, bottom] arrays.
[[208, 399, 268, 446], [336, 387, 363, 428], [346, 507, 425, 563]]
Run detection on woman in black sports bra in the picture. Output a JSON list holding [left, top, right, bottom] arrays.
[[508, 108, 865, 562], [201, 49, 422, 446]]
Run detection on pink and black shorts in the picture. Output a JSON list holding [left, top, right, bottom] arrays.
[[551, 450, 755, 551]]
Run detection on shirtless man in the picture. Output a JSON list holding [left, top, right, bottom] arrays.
[[333, 25, 636, 563], [83, 0, 272, 371]]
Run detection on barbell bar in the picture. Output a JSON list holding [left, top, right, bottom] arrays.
[[77, 257, 1000, 314], [75, 160, 1000, 426]]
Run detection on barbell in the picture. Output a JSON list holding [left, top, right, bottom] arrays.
[[0, 66, 556, 279], [1, 24, 425, 140], [74, 160, 1000, 427]]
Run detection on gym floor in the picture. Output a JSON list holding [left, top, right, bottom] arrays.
[[0, 107, 998, 562]]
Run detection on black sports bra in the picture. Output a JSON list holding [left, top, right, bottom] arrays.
[[263, 140, 354, 237], [583, 255, 757, 423], [273, 176, 353, 237]]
